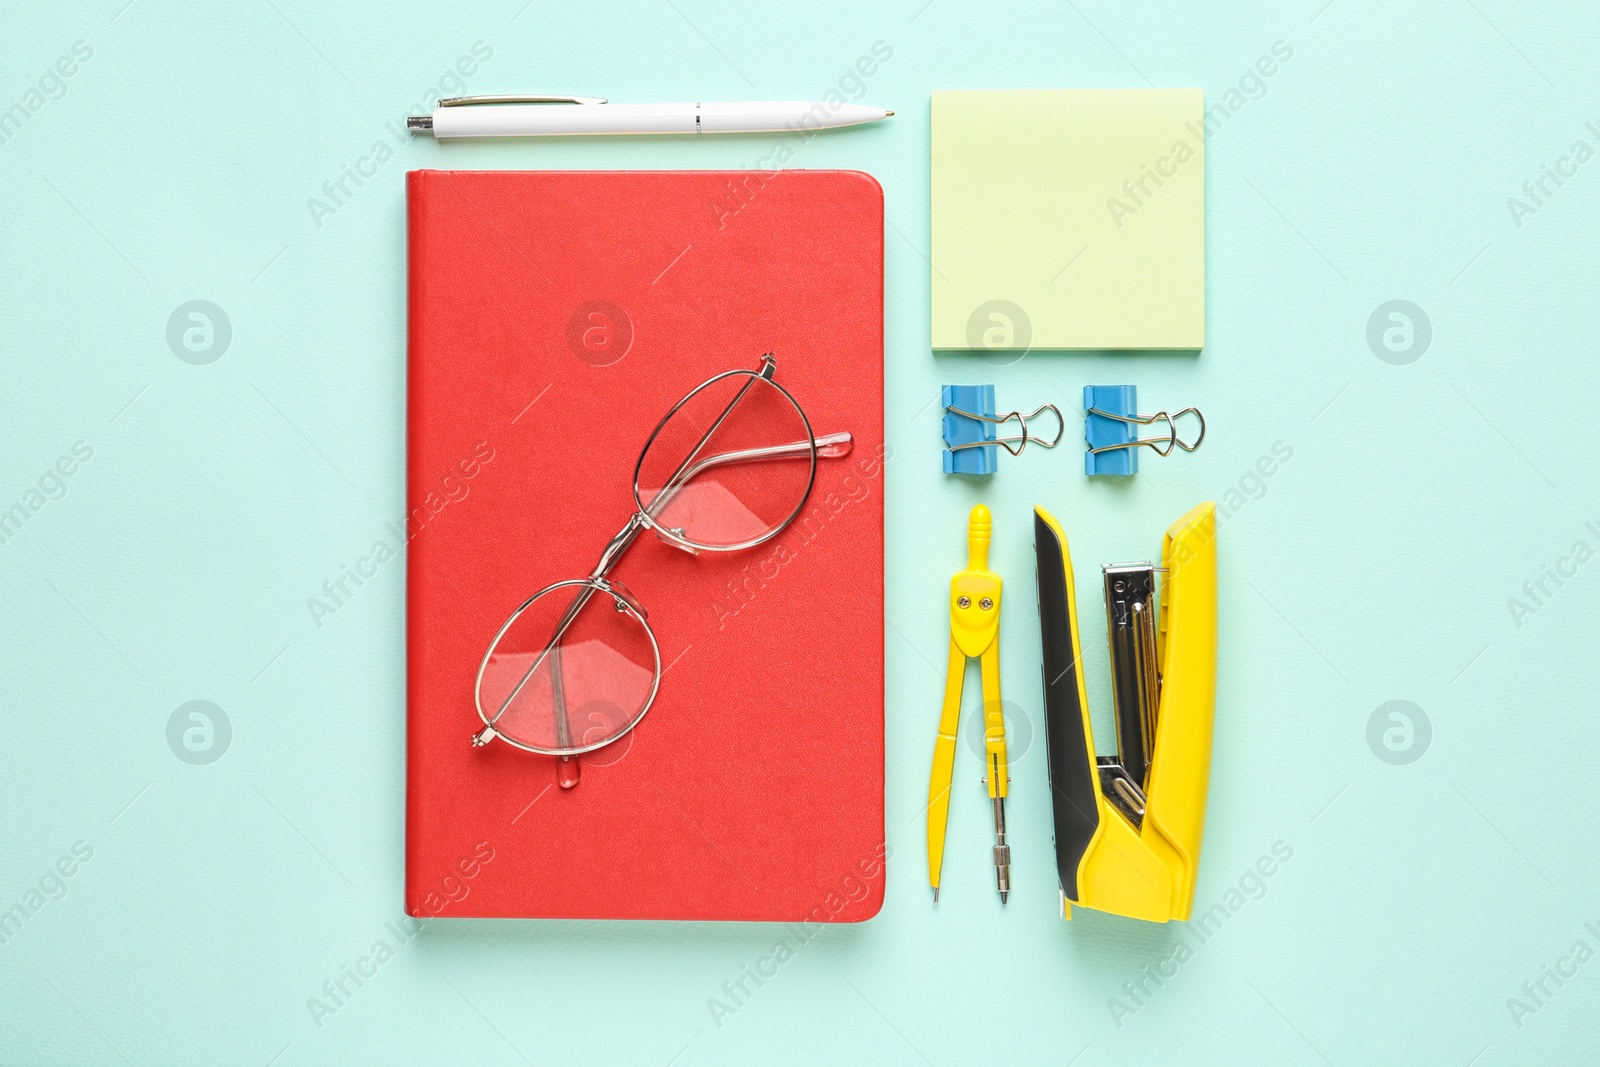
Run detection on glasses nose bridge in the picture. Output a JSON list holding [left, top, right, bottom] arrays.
[[589, 512, 649, 580]]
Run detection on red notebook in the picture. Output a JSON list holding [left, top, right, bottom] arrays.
[[405, 170, 886, 921]]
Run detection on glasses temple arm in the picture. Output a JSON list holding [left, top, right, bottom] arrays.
[[548, 640, 573, 751], [667, 431, 853, 487]]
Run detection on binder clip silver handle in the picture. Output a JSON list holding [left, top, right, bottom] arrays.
[[946, 403, 1065, 457], [1085, 406, 1205, 457]]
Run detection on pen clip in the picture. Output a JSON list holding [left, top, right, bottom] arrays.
[[437, 94, 608, 107]]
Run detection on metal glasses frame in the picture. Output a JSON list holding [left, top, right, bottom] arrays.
[[471, 353, 851, 768]]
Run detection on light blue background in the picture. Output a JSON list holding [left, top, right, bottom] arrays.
[[2, 0, 1596, 1063]]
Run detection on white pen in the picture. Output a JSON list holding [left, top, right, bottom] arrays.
[[407, 95, 893, 139]]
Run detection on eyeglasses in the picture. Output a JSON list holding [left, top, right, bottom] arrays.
[[472, 353, 851, 788]]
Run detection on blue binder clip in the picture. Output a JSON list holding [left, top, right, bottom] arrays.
[[942, 385, 1064, 475], [1084, 385, 1206, 477]]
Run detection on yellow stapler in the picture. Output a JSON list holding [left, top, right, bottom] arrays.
[[1032, 503, 1217, 922]]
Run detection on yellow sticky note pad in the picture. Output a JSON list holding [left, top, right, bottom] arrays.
[[931, 89, 1206, 351]]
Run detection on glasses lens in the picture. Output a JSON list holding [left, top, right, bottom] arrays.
[[476, 582, 659, 756], [633, 371, 815, 550]]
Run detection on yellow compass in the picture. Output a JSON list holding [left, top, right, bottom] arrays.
[[927, 505, 1010, 904]]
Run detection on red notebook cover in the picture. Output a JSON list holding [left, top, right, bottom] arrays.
[[405, 170, 886, 921]]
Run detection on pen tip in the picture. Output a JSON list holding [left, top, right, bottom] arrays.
[[885, 110, 895, 117], [1000, 891, 1008, 905], [932, 887, 939, 905]]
